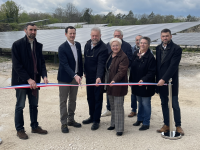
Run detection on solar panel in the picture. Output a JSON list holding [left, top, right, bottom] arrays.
[[0, 21, 200, 52], [19, 19, 49, 25], [82, 24, 108, 28], [45, 22, 87, 28]]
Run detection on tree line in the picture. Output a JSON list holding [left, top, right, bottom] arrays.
[[0, 0, 199, 26]]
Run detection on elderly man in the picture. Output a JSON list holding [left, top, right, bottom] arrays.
[[57, 26, 83, 133], [128, 35, 142, 117], [156, 29, 184, 135], [101, 29, 132, 117], [12, 23, 48, 140], [82, 27, 108, 130]]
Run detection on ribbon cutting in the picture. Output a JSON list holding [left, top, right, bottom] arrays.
[[0, 83, 168, 90]]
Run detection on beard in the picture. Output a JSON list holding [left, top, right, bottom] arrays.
[[91, 39, 100, 45], [28, 34, 36, 39]]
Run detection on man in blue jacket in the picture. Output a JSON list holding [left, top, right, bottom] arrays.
[[57, 26, 83, 133], [12, 23, 48, 140], [82, 27, 108, 130], [101, 29, 132, 117], [156, 29, 184, 135], [128, 35, 142, 118]]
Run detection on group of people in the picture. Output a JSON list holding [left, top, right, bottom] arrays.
[[10, 23, 184, 140]]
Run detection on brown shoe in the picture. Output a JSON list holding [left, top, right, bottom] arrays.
[[176, 126, 184, 136], [17, 130, 28, 140], [157, 125, 169, 133], [128, 111, 137, 117], [32, 126, 48, 134]]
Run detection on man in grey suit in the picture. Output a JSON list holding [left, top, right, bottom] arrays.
[[57, 26, 83, 133]]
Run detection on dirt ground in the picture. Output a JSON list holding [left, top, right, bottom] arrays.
[[0, 52, 200, 150]]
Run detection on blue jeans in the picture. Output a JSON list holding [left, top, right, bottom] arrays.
[[131, 93, 137, 112], [160, 95, 181, 127], [137, 96, 151, 126], [15, 89, 39, 131]]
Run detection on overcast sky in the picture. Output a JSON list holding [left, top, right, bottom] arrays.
[[0, 0, 200, 17]]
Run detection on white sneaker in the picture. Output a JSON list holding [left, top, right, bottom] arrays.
[[101, 109, 111, 117], [0, 138, 2, 144]]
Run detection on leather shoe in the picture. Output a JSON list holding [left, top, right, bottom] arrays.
[[176, 126, 184, 136], [133, 121, 143, 126], [116, 132, 123, 136], [91, 123, 99, 130], [107, 126, 115, 130], [17, 129, 28, 140], [157, 125, 169, 133], [61, 124, 69, 133], [139, 125, 149, 130], [32, 126, 47, 134], [82, 117, 93, 124], [68, 121, 82, 128], [128, 111, 137, 117]]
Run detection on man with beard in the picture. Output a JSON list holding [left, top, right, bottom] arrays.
[[12, 23, 48, 140], [82, 27, 108, 130], [156, 29, 184, 135], [101, 29, 132, 117]]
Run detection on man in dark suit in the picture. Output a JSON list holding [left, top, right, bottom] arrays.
[[57, 26, 83, 133], [101, 29, 132, 117], [12, 23, 48, 140], [156, 28, 184, 135], [82, 27, 108, 130]]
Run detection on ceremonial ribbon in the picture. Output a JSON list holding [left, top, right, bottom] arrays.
[[0, 83, 167, 90]]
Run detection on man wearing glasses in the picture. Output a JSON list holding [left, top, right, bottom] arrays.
[[82, 27, 108, 130]]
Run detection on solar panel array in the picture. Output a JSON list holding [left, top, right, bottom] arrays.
[[151, 33, 200, 46], [45, 22, 87, 28], [0, 21, 200, 52], [82, 24, 108, 28], [19, 19, 49, 25]]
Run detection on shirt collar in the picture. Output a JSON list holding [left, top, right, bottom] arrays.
[[67, 39, 76, 46]]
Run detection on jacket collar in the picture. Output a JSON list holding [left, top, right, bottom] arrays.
[[87, 39, 103, 48], [24, 35, 38, 44], [160, 40, 174, 50], [133, 48, 151, 58], [115, 49, 123, 57]]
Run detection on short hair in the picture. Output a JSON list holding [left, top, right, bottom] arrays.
[[91, 27, 101, 34], [65, 26, 76, 33], [161, 28, 171, 35], [109, 38, 122, 46], [25, 23, 35, 29], [136, 35, 142, 38], [139, 36, 151, 45], [114, 29, 123, 36]]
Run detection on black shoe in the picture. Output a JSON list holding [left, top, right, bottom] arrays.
[[139, 125, 149, 131], [107, 126, 115, 130], [68, 121, 82, 128], [82, 117, 93, 124], [91, 123, 99, 130], [116, 132, 123, 136], [133, 121, 143, 126], [61, 124, 69, 133]]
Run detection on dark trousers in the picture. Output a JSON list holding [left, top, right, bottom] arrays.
[[86, 86, 103, 123], [15, 89, 39, 131], [160, 94, 181, 127], [131, 93, 137, 112]]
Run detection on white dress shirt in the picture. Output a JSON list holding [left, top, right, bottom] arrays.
[[67, 40, 78, 74]]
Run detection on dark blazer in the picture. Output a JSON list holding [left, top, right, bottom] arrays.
[[129, 49, 156, 97], [156, 40, 182, 96], [11, 36, 47, 86], [107, 39, 132, 67], [57, 41, 83, 83], [84, 39, 108, 83], [106, 50, 129, 97]]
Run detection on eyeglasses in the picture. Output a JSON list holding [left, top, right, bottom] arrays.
[[86, 49, 94, 57]]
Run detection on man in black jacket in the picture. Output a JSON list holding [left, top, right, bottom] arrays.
[[156, 29, 184, 135], [12, 23, 48, 140], [57, 26, 83, 133], [101, 29, 132, 117], [82, 27, 108, 130]]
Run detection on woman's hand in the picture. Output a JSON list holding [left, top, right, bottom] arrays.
[[109, 81, 115, 86], [95, 78, 101, 87], [138, 80, 143, 86]]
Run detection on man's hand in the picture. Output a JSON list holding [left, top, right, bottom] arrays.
[[138, 80, 143, 86], [95, 78, 101, 86], [43, 77, 48, 84], [157, 79, 165, 86], [27, 78, 37, 89], [74, 75, 82, 84], [109, 81, 115, 87]]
